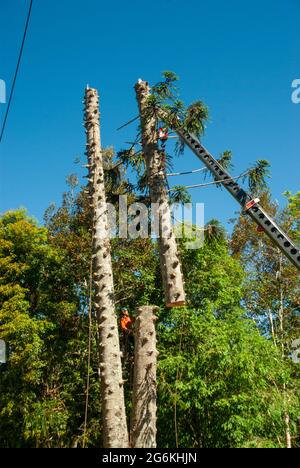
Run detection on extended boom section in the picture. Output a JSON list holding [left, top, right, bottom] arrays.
[[175, 127, 300, 271]]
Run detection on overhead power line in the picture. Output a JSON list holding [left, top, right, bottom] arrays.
[[0, 0, 34, 143], [167, 167, 206, 177], [117, 115, 139, 131], [168, 170, 250, 192]]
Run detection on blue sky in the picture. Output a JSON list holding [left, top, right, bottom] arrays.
[[0, 0, 299, 230]]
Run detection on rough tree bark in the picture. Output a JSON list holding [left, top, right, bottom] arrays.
[[131, 306, 158, 448], [84, 87, 128, 448], [135, 80, 186, 308]]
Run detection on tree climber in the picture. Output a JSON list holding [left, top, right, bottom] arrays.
[[120, 308, 135, 358], [158, 127, 169, 151]]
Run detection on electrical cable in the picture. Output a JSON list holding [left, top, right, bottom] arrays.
[[168, 170, 250, 192], [167, 167, 206, 177], [0, 0, 33, 143]]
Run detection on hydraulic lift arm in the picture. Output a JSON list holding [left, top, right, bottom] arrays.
[[170, 125, 300, 271]]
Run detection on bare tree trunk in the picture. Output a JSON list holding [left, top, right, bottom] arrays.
[[268, 309, 277, 347], [135, 80, 186, 308], [276, 251, 292, 449], [84, 87, 128, 448], [131, 306, 158, 448]]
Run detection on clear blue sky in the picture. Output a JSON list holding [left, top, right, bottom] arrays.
[[0, 0, 299, 229]]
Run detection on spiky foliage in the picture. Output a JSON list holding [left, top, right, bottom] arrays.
[[217, 150, 234, 172], [116, 72, 210, 196], [162, 70, 179, 83], [117, 147, 143, 172], [119, 73, 270, 208], [205, 219, 227, 243], [140, 73, 210, 145], [152, 71, 179, 99], [246, 159, 271, 194], [169, 186, 192, 205], [183, 101, 209, 137], [174, 137, 186, 157]]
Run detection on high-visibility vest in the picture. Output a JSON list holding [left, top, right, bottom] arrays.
[[120, 316, 134, 332], [158, 128, 168, 140]]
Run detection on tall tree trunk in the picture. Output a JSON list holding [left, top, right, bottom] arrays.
[[84, 87, 128, 448], [131, 306, 158, 448], [135, 80, 186, 308]]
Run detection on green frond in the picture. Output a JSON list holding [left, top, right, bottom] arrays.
[[175, 137, 186, 157], [152, 71, 179, 100], [117, 148, 135, 167], [161, 100, 185, 128], [163, 151, 174, 172], [117, 148, 144, 173], [144, 94, 161, 122], [152, 82, 172, 100], [205, 219, 227, 243], [218, 150, 234, 171], [162, 71, 179, 83], [169, 186, 192, 204], [183, 101, 209, 138]]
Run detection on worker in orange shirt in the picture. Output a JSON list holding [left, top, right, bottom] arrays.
[[158, 127, 169, 144], [120, 308, 135, 358]]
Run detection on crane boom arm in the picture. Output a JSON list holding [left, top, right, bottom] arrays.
[[172, 126, 300, 271]]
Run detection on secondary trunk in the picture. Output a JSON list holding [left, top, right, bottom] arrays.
[[135, 80, 186, 308], [84, 87, 128, 448], [277, 251, 292, 449], [131, 306, 158, 448]]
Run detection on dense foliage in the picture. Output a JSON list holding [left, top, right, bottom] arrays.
[[0, 191, 299, 447]]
